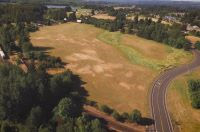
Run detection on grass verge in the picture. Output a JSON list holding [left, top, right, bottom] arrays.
[[168, 69, 200, 132]]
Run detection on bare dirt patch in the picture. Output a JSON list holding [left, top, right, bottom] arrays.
[[92, 14, 116, 20], [186, 35, 200, 44], [119, 82, 131, 90]]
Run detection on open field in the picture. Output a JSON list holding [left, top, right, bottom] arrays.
[[167, 68, 200, 132], [98, 31, 192, 70], [30, 23, 192, 116], [76, 8, 92, 18], [92, 14, 116, 20], [186, 35, 200, 44]]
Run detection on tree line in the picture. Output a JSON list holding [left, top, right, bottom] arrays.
[[82, 12, 190, 50], [181, 10, 200, 27], [133, 17, 190, 49]]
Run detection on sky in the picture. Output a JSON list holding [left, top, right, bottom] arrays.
[[88, 0, 200, 1]]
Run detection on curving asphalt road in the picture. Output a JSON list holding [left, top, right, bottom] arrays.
[[150, 49, 200, 132]]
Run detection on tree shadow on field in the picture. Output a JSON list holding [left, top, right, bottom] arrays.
[[139, 117, 154, 126], [33, 45, 67, 68], [71, 73, 89, 98], [33, 46, 54, 53]]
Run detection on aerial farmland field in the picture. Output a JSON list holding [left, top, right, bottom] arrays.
[[31, 22, 193, 115]]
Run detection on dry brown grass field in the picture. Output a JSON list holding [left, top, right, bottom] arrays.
[[92, 14, 116, 20], [30, 23, 192, 116], [186, 35, 200, 44]]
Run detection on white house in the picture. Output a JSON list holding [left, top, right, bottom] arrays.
[[64, 18, 67, 21], [0, 48, 5, 59], [77, 20, 82, 23]]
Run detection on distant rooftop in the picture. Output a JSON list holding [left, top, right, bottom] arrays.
[[46, 5, 67, 9]]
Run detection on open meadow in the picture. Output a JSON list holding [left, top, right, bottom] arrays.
[[168, 69, 200, 132], [30, 23, 193, 115]]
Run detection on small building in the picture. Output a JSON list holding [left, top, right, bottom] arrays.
[[64, 18, 67, 21], [77, 20, 82, 23], [0, 48, 5, 59], [46, 5, 67, 9]]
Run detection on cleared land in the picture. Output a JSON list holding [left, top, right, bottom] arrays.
[[76, 8, 92, 18], [167, 68, 200, 132], [30, 23, 192, 116], [186, 35, 200, 44], [92, 14, 116, 20]]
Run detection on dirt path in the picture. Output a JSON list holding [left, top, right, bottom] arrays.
[[84, 106, 145, 132]]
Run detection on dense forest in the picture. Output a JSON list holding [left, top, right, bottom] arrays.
[[181, 10, 200, 27], [0, 63, 109, 132], [0, 4, 108, 131]]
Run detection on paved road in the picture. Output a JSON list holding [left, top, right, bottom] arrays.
[[150, 49, 200, 132]]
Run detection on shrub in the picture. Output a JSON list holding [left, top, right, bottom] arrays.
[[121, 112, 129, 121], [27, 106, 44, 128], [1, 121, 13, 132], [188, 80, 200, 109], [129, 109, 142, 123], [111, 111, 122, 121], [85, 100, 98, 107], [195, 41, 200, 50], [99, 105, 113, 115]]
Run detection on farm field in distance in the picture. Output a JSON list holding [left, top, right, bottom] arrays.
[[168, 68, 200, 132], [31, 22, 193, 115], [92, 14, 116, 20], [186, 35, 200, 44]]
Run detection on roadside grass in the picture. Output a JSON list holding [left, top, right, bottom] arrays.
[[168, 69, 200, 132], [30, 23, 193, 117], [97, 31, 193, 71]]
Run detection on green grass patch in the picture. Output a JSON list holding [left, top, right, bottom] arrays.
[[97, 31, 193, 71]]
